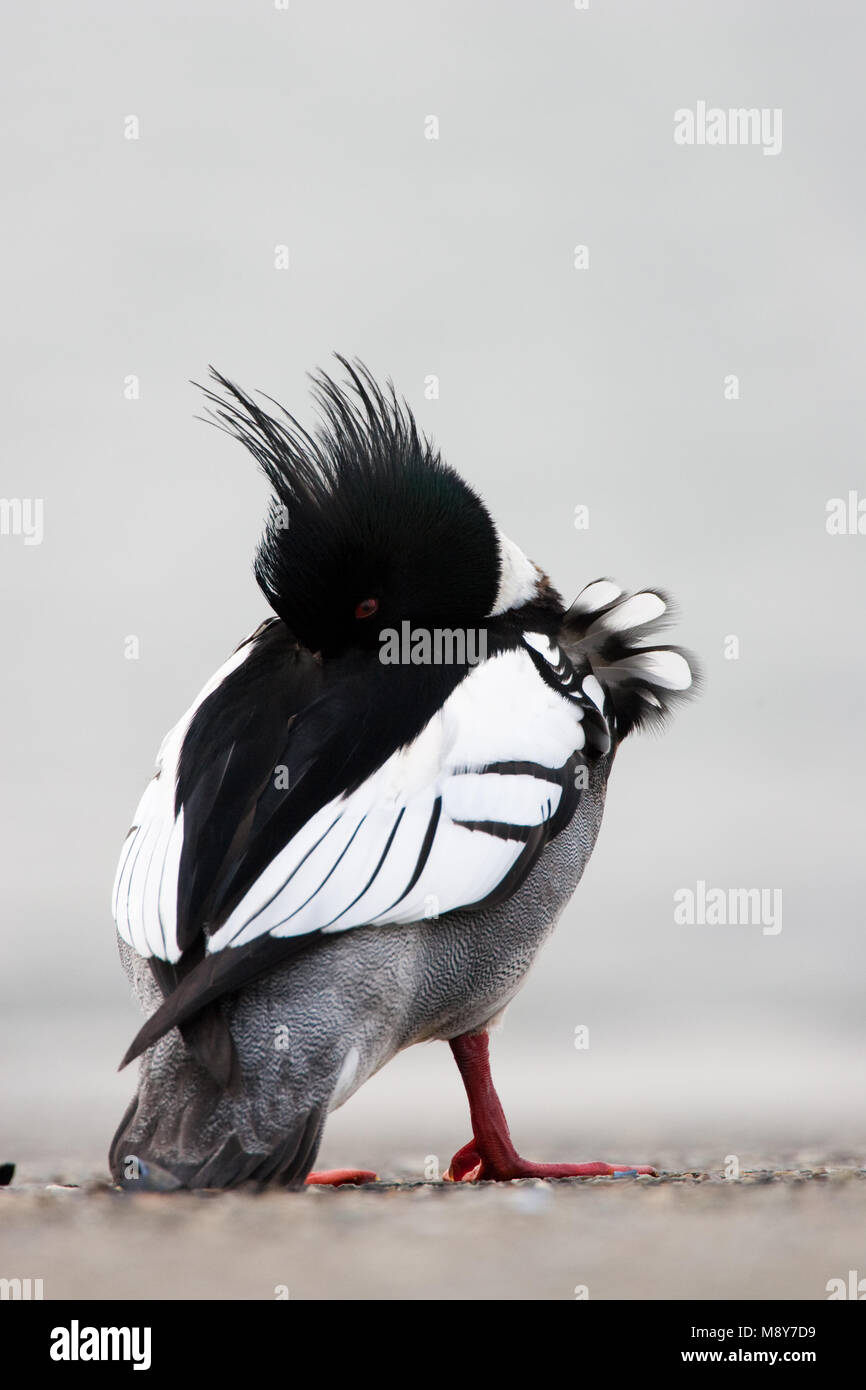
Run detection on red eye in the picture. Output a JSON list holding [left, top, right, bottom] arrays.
[[354, 597, 379, 620]]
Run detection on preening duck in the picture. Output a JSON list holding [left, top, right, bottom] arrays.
[[110, 359, 697, 1189]]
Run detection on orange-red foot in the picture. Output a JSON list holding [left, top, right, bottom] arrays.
[[445, 1032, 657, 1182], [444, 1139, 656, 1182], [304, 1168, 377, 1187]]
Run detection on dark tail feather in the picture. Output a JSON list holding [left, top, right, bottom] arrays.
[[185, 1107, 326, 1190], [178, 1006, 239, 1089], [148, 959, 238, 1088], [110, 1106, 327, 1191]]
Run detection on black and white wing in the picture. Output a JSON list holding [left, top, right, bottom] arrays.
[[115, 623, 608, 1065], [207, 643, 593, 947]]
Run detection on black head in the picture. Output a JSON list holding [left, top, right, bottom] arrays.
[[199, 359, 501, 658]]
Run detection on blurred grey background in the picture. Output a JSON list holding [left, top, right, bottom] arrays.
[[2, 0, 864, 1180]]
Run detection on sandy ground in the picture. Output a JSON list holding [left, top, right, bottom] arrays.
[[2, 1161, 864, 1301]]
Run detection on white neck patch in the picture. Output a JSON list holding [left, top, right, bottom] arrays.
[[489, 529, 541, 616]]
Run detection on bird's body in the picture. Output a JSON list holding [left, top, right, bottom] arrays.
[[112, 756, 608, 1188], [110, 361, 696, 1190]]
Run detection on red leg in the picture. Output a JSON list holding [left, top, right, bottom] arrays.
[[444, 1030, 656, 1181], [305, 1168, 377, 1187]]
